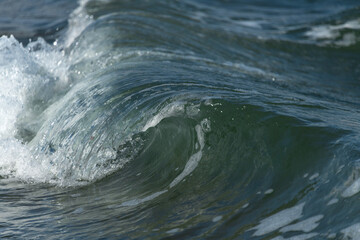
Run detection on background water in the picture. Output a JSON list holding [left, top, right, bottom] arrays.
[[1, 0, 360, 239]]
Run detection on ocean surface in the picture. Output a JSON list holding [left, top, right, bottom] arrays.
[[1, 0, 360, 239]]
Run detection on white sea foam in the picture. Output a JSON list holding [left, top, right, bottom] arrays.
[[341, 223, 360, 239], [236, 20, 262, 29], [170, 122, 206, 188], [309, 173, 319, 181], [212, 216, 223, 222], [120, 190, 168, 207], [280, 215, 323, 233], [251, 203, 305, 236], [305, 19, 360, 46], [341, 177, 360, 198], [265, 189, 274, 195], [64, 0, 93, 48], [0, 36, 67, 137], [327, 198, 338, 206], [142, 103, 185, 132], [0, 0, 103, 185], [242, 203, 249, 208], [271, 233, 318, 240], [327, 233, 336, 239], [0, 35, 69, 182], [166, 228, 180, 234]]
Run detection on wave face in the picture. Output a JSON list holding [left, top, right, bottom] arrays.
[[1, 0, 360, 239]]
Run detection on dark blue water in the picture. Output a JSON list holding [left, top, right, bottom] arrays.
[[1, 0, 360, 239]]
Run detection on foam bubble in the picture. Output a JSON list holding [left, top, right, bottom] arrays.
[[265, 189, 274, 195], [309, 173, 319, 181], [166, 228, 180, 234], [212, 216, 223, 222]]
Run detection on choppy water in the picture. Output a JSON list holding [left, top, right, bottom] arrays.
[[1, 0, 360, 239]]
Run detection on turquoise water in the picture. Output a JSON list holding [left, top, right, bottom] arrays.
[[1, 0, 360, 239]]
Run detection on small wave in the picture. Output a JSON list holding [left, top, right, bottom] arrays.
[[1, 0, 360, 238]]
